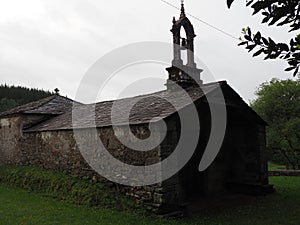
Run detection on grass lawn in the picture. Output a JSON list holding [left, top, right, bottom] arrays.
[[1, 177, 300, 225], [0, 183, 166, 225], [268, 162, 287, 170]]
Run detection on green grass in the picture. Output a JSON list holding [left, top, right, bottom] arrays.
[[0, 183, 162, 225], [0, 165, 136, 211], [1, 177, 300, 225], [268, 162, 287, 170]]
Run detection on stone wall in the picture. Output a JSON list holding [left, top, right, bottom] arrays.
[[20, 123, 167, 213], [0, 114, 52, 165], [0, 116, 22, 164], [157, 118, 182, 213], [0, 114, 180, 213], [0, 107, 271, 214], [257, 125, 269, 184]]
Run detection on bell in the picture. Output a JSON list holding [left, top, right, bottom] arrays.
[[181, 38, 187, 50]]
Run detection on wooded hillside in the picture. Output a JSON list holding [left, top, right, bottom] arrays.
[[0, 84, 53, 112]]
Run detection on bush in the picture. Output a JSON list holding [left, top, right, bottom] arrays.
[[0, 165, 136, 211]]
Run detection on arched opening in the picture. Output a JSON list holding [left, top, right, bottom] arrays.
[[179, 27, 188, 65], [172, 17, 196, 68]]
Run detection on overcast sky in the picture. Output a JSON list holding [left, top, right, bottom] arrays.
[[0, 0, 297, 103]]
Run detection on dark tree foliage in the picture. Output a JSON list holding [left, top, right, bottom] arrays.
[[0, 84, 53, 112], [0, 98, 18, 112], [251, 78, 300, 169], [228, 0, 300, 76]]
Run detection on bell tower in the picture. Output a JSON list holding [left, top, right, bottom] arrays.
[[166, 1, 203, 89]]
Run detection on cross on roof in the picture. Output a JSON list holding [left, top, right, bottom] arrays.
[[180, 0, 185, 18]]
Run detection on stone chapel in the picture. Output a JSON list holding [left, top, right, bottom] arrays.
[[0, 2, 274, 215]]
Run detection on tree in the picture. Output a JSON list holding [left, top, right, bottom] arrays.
[[251, 78, 300, 169], [227, 0, 300, 77], [0, 98, 18, 112], [0, 84, 53, 112]]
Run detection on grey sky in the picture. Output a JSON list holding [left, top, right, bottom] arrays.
[[0, 0, 297, 103]]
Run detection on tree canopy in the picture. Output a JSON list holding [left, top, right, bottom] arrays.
[[0, 84, 53, 112], [251, 78, 300, 169], [228, 0, 300, 77]]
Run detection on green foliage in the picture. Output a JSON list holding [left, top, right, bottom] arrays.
[[251, 78, 300, 169], [268, 162, 286, 170], [0, 98, 18, 112], [0, 165, 136, 211], [0, 84, 53, 112], [228, 0, 300, 76]]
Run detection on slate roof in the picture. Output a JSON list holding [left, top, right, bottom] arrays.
[[0, 95, 76, 118], [23, 80, 268, 132], [25, 81, 225, 132]]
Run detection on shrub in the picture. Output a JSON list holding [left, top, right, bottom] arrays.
[[0, 165, 136, 211]]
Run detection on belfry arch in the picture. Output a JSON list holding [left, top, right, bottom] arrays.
[[166, 2, 203, 89], [172, 15, 196, 67]]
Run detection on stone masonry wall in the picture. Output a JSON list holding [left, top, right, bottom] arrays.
[[20, 124, 165, 213], [0, 116, 22, 164], [257, 125, 269, 184], [0, 115, 52, 165]]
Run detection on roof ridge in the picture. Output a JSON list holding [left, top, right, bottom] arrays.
[[54, 94, 82, 104], [25, 82, 224, 132], [90, 81, 226, 106], [0, 94, 76, 117], [0, 95, 55, 117]]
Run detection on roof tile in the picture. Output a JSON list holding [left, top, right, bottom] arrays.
[[25, 82, 224, 132], [0, 95, 76, 117]]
